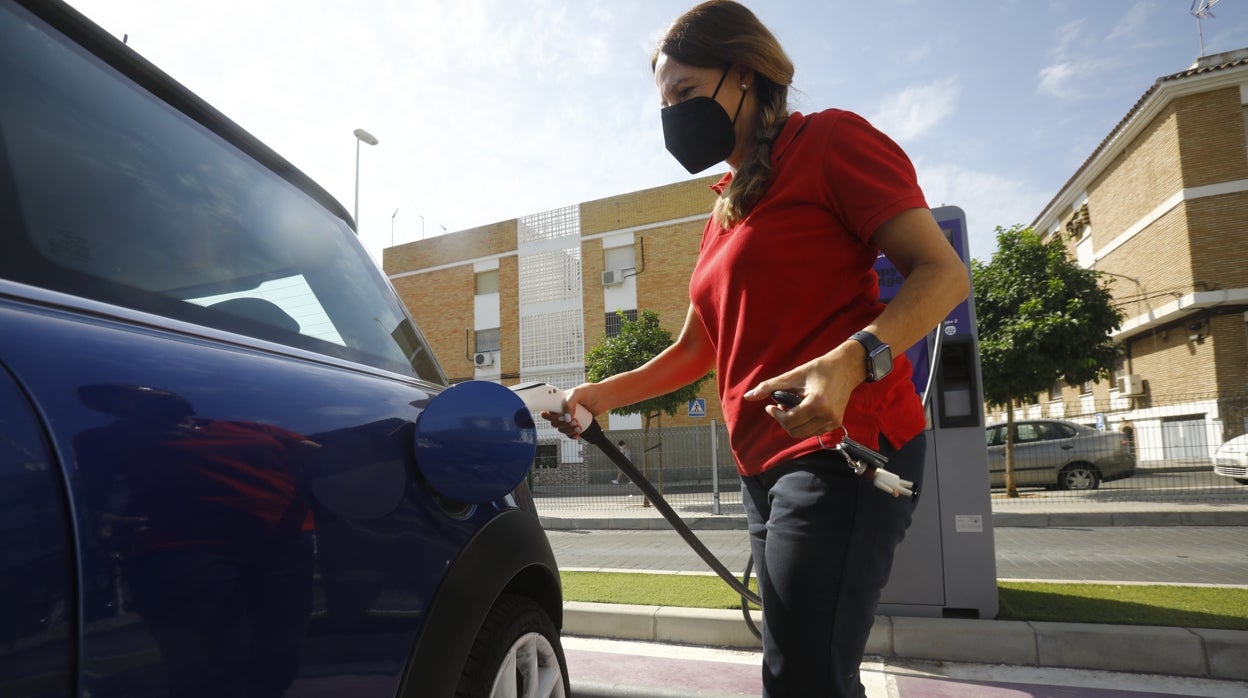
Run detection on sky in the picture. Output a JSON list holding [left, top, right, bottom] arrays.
[[64, 0, 1248, 264]]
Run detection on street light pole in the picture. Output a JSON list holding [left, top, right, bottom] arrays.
[[391, 208, 399, 246], [353, 128, 379, 228]]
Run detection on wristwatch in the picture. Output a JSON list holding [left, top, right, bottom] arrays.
[[850, 330, 893, 383]]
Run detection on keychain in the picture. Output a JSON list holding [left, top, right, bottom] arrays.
[[772, 391, 917, 499]]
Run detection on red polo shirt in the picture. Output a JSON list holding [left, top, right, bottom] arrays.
[[688, 109, 928, 476]]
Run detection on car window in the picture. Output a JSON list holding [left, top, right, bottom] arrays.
[[986, 426, 1003, 446], [0, 3, 443, 383], [1016, 424, 1041, 443], [1041, 422, 1075, 440]]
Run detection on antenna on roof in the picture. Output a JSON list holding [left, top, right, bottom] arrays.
[[1191, 0, 1221, 57]]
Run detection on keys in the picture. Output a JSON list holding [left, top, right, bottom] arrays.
[[839, 436, 915, 498], [769, 390, 916, 499], [837, 433, 889, 473]]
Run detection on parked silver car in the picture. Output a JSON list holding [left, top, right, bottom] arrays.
[[985, 419, 1136, 490]]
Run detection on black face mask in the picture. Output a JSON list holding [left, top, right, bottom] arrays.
[[661, 67, 747, 174]]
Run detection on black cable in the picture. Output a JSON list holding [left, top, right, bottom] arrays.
[[579, 420, 763, 608], [740, 553, 761, 639]]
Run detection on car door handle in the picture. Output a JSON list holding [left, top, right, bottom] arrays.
[[1061, 445, 1074, 450]]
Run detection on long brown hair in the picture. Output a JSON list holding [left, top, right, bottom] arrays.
[[652, 1, 794, 227]]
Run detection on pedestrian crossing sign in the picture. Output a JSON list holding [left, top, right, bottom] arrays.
[[687, 398, 706, 417]]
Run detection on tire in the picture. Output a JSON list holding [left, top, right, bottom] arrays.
[[1060, 463, 1101, 491], [455, 593, 568, 698], [1235, 478, 1248, 486]]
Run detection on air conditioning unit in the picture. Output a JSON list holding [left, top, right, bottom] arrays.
[[473, 351, 494, 367], [1116, 374, 1145, 396], [601, 270, 624, 287]]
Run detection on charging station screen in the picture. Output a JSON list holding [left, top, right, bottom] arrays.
[[872, 207, 973, 397]]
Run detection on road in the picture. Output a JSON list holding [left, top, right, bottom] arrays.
[[547, 526, 1248, 586]]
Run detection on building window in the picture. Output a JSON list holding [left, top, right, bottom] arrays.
[[1080, 380, 1094, 395], [475, 327, 500, 352], [605, 309, 638, 338], [534, 443, 559, 469], [475, 269, 499, 295], [1048, 381, 1063, 401]]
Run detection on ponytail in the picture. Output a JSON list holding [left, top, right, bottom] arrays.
[[713, 78, 788, 227]]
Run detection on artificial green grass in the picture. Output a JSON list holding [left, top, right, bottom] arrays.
[[997, 581, 1248, 631], [560, 571, 1248, 630], [562, 571, 757, 610]]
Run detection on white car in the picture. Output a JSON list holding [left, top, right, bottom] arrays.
[[1213, 434, 1248, 485]]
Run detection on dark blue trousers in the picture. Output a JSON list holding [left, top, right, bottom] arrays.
[[741, 433, 926, 698]]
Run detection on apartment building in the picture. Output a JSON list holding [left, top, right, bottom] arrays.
[[1007, 47, 1248, 461]]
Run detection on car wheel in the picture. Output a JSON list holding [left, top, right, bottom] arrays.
[[1060, 463, 1100, 491], [456, 593, 568, 698], [1236, 478, 1248, 486]]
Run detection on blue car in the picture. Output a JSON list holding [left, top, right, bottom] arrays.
[[0, 1, 567, 696]]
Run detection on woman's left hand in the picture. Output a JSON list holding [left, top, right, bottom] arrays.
[[742, 342, 865, 440]]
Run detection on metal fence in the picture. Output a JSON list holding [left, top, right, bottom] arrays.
[[531, 394, 1248, 513]]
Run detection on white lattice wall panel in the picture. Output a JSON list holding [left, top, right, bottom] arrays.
[[519, 309, 584, 371], [518, 205, 579, 244], [517, 205, 585, 376], [518, 248, 582, 305]]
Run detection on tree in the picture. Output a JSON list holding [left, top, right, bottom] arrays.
[[971, 225, 1124, 497], [585, 310, 711, 505]]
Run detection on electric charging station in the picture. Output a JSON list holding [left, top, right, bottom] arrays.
[[874, 206, 998, 619]]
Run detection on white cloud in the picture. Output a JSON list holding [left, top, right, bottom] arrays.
[[1037, 61, 1078, 98], [1036, 55, 1125, 101], [1106, 2, 1152, 43], [903, 42, 934, 66], [868, 76, 960, 142], [1051, 19, 1086, 60], [913, 161, 1051, 262]]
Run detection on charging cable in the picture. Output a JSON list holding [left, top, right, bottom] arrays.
[[512, 382, 763, 607]]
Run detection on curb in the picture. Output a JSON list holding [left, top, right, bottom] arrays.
[[541, 515, 747, 531], [542, 509, 1248, 530], [561, 602, 1248, 682], [991, 510, 1248, 527]]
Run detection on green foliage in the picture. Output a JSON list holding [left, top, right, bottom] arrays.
[[971, 225, 1124, 408], [585, 310, 710, 418]]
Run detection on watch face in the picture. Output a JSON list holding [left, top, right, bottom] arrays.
[[870, 345, 893, 381]]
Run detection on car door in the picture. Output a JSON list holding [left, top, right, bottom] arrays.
[[1010, 422, 1058, 486], [0, 365, 75, 698], [985, 424, 1006, 486]]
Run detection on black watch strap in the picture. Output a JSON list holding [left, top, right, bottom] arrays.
[[850, 330, 892, 383]]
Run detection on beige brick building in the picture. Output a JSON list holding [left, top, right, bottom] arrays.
[[1005, 48, 1248, 462], [384, 174, 726, 466]]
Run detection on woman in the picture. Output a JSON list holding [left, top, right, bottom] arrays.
[[544, 1, 969, 695]]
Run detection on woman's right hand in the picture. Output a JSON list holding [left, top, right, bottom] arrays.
[[539, 382, 609, 439]]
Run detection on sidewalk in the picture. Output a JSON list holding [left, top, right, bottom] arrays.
[[563, 637, 1248, 698], [537, 495, 1248, 690]]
